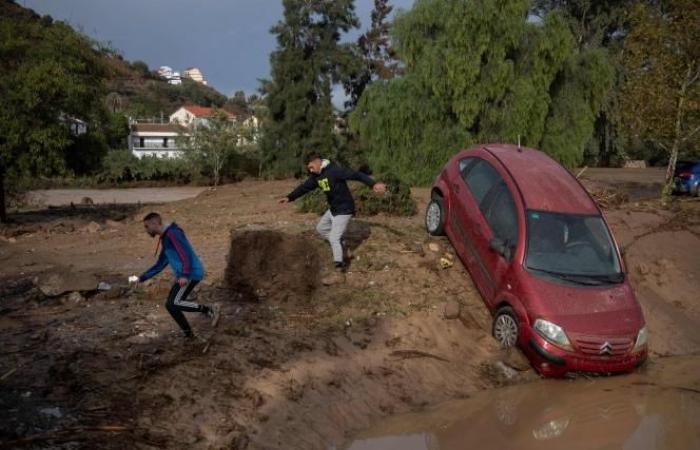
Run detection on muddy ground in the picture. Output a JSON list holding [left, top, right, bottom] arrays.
[[1, 177, 699, 449]]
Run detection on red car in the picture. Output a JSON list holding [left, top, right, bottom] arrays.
[[426, 144, 648, 376]]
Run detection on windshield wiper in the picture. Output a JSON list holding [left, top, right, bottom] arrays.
[[528, 268, 608, 286], [582, 273, 625, 284]]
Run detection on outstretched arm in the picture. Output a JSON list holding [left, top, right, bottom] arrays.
[[337, 167, 386, 193], [139, 249, 168, 282], [285, 177, 318, 202]]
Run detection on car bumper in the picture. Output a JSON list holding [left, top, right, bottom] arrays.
[[523, 331, 647, 377], [674, 179, 697, 193]]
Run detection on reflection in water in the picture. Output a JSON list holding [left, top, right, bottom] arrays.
[[344, 358, 700, 450]]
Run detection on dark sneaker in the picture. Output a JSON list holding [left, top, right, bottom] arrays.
[[208, 304, 221, 327]]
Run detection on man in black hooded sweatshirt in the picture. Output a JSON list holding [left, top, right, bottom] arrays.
[[280, 153, 386, 284]]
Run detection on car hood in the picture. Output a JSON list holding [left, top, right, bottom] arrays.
[[519, 273, 645, 335]]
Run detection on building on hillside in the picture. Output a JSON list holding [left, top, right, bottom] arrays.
[[157, 66, 173, 78], [182, 67, 207, 85], [156, 65, 182, 85], [239, 115, 261, 145], [128, 122, 188, 159], [169, 105, 236, 128]]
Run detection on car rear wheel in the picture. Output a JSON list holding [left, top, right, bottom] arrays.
[[425, 196, 446, 236], [493, 306, 519, 349]]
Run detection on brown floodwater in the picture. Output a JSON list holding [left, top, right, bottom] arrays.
[[343, 356, 700, 450]]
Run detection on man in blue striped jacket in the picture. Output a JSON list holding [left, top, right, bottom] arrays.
[[130, 212, 220, 338]]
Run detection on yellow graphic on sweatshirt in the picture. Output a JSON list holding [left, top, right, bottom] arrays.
[[318, 178, 330, 192]]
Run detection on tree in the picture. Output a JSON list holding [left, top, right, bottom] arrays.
[[350, 0, 613, 185], [184, 110, 247, 187], [260, 0, 360, 176], [0, 11, 107, 221], [532, 0, 637, 166], [531, 0, 636, 49], [622, 0, 700, 187], [344, 0, 401, 109]]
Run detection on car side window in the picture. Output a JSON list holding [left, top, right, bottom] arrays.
[[484, 182, 518, 245], [462, 159, 502, 206], [459, 158, 475, 177]]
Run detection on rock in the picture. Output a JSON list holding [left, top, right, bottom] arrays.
[[636, 263, 650, 276], [126, 330, 159, 344], [439, 257, 454, 269], [8, 237, 17, 244], [97, 282, 112, 291], [36, 271, 100, 297], [501, 348, 531, 372], [82, 221, 101, 233], [443, 301, 461, 320], [67, 292, 85, 303], [428, 242, 440, 253], [39, 407, 63, 419], [105, 219, 123, 228], [493, 360, 519, 380]]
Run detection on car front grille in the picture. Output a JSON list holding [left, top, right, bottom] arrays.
[[572, 335, 634, 357]]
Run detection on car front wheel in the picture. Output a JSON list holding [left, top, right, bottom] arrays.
[[493, 306, 519, 348], [425, 196, 446, 236]]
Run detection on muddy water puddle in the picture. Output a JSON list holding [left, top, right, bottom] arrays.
[[343, 356, 700, 450]]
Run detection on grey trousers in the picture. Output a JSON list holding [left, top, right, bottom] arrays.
[[316, 210, 352, 264]]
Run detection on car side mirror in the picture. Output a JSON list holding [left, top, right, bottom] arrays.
[[490, 238, 513, 260]]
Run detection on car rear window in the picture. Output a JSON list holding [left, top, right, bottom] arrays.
[[462, 159, 502, 206]]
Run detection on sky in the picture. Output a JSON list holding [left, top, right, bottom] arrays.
[[21, 0, 416, 101]]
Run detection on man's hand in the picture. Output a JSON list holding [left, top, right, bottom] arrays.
[[177, 277, 188, 287], [278, 197, 289, 204], [128, 275, 139, 286], [373, 183, 387, 194]]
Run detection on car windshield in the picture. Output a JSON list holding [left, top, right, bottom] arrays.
[[525, 210, 622, 284]]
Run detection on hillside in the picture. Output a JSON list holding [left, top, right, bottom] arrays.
[[1, 0, 229, 119]]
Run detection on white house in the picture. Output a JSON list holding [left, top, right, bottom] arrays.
[[169, 105, 236, 128], [128, 123, 188, 159], [157, 66, 182, 85], [182, 67, 208, 85]]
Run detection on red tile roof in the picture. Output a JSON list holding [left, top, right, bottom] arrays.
[[181, 105, 235, 118]]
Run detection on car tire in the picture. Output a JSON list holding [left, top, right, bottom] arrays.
[[493, 306, 519, 349], [425, 196, 446, 236]]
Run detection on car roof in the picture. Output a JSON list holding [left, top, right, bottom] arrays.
[[466, 144, 600, 215]]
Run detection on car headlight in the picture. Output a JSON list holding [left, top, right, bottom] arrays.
[[534, 319, 572, 350], [633, 326, 648, 352]]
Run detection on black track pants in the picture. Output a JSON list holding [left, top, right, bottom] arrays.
[[165, 280, 207, 333]]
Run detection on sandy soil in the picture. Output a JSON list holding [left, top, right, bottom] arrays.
[[26, 187, 207, 207], [0, 178, 699, 449]]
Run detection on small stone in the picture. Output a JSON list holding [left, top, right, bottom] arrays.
[[428, 242, 440, 253], [636, 263, 650, 276], [39, 407, 63, 419], [501, 348, 531, 372], [67, 292, 85, 303], [105, 219, 122, 228], [8, 237, 17, 244], [83, 221, 101, 233], [439, 257, 453, 269], [443, 301, 461, 320]]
